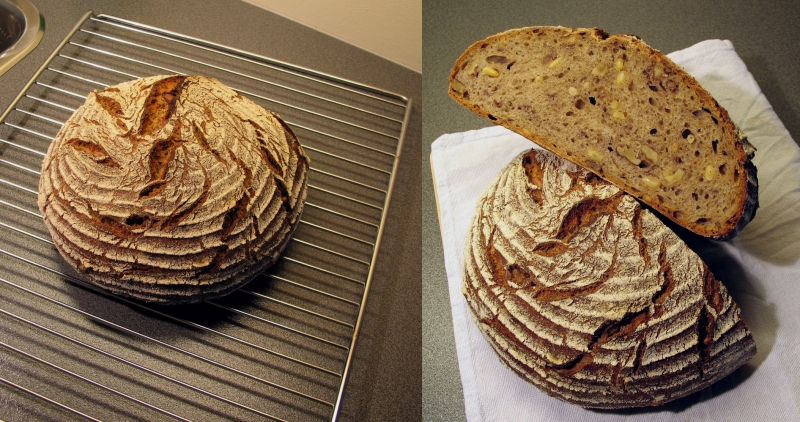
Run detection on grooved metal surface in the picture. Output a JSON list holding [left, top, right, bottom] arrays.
[[0, 12, 409, 421]]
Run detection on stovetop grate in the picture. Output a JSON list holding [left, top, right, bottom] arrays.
[[0, 11, 409, 421]]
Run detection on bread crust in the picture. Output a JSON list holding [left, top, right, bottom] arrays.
[[38, 75, 309, 304], [449, 26, 758, 240], [463, 149, 756, 408]]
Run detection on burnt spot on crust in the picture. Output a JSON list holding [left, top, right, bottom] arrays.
[[594, 28, 610, 40], [138, 75, 187, 136]]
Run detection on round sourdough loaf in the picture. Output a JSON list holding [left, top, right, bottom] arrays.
[[38, 75, 309, 304], [463, 149, 755, 408]]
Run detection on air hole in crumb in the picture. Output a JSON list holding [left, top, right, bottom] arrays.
[[694, 150, 700, 157], [575, 99, 585, 109], [648, 97, 655, 105], [704, 193, 709, 199], [734, 169, 740, 181], [719, 164, 727, 175], [682, 129, 692, 139], [589, 97, 596, 105], [696, 218, 708, 223], [673, 211, 682, 219], [692, 193, 699, 201], [711, 116, 718, 124], [607, 147, 613, 152], [488, 114, 497, 121], [665, 108, 671, 113], [650, 128, 658, 135], [566, 111, 574, 117], [712, 140, 719, 153], [693, 110, 703, 117], [649, 86, 658, 92]]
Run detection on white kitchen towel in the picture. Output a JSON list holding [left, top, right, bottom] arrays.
[[431, 39, 800, 422]]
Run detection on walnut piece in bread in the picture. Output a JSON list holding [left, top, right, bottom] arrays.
[[38, 75, 308, 304], [449, 26, 758, 240], [463, 149, 755, 408]]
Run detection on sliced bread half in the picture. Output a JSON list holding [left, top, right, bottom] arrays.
[[449, 26, 758, 239]]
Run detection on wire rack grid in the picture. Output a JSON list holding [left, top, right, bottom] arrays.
[[0, 11, 410, 422]]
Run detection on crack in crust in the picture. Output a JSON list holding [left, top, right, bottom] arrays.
[[138, 75, 187, 136]]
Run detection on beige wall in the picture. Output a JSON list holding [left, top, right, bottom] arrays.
[[243, 0, 421, 73]]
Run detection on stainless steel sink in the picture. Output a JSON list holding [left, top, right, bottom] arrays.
[[0, 0, 43, 77]]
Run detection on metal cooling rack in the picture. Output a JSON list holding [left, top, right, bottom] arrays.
[[0, 11, 409, 421]]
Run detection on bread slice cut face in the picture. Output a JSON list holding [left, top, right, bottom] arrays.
[[449, 26, 757, 239], [463, 149, 756, 408]]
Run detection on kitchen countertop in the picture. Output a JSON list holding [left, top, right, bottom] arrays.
[[423, 1, 800, 421], [0, 0, 420, 420]]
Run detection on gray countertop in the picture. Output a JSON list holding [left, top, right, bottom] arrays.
[[0, 1, 420, 420], [423, 1, 800, 420]]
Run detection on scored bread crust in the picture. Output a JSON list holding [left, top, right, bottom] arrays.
[[463, 149, 755, 408], [38, 75, 309, 304], [449, 26, 758, 240]]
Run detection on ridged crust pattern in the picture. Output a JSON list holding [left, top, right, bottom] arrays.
[[449, 26, 758, 240], [38, 75, 309, 304], [463, 149, 755, 408]]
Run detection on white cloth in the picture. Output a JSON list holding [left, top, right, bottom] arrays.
[[431, 39, 800, 421]]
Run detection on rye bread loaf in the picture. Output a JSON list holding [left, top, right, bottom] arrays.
[[38, 75, 309, 304], [449, 26, 758, 240], [463, 149, 756, 408]]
